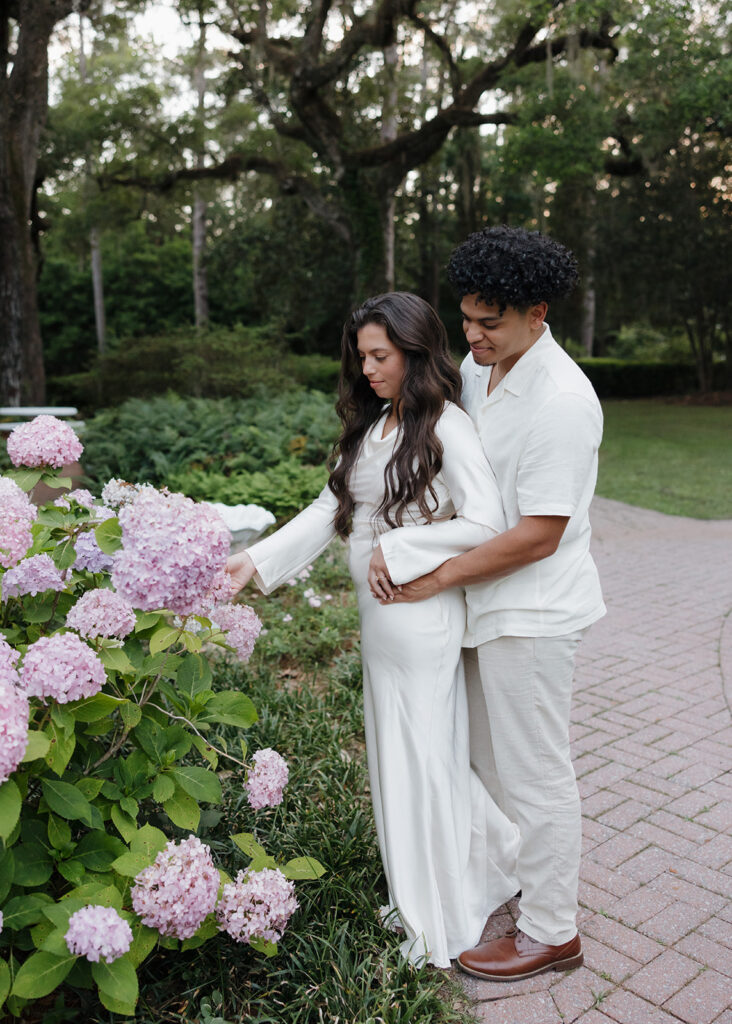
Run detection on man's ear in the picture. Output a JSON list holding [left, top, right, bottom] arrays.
[[529, 302, 548, 329]]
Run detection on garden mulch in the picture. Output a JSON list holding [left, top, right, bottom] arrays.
[[452, 496, 732, 1024]]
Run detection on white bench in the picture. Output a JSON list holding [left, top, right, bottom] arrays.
[[0, 407, 85, 433]]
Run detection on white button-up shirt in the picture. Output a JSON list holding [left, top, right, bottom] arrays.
[[381, 324, 606, 645]]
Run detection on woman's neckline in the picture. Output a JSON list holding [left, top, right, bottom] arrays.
[[375, 408, 399, 441]]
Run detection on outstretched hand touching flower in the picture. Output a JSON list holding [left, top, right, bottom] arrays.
[[226, 550, 257, 596]]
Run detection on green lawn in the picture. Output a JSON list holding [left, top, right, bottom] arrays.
[[598, 400, 732, 519]]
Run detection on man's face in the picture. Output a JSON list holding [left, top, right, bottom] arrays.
[[460, 294, 547, 368]]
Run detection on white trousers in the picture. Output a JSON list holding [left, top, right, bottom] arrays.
[[464, 630, 586, 946]]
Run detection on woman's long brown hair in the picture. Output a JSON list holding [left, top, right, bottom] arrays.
[[328, 292, 463, 539]]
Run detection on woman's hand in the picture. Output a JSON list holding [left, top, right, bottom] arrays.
[[226, 551, 257, 596], [368, 544, 398, 601]]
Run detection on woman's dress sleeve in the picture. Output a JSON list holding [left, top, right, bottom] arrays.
[[379, 405, 505, 585], [245, 483, 338, 594]]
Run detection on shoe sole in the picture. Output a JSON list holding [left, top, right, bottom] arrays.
[[457, 952, 584, 982]]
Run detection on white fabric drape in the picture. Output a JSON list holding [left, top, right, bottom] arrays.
[[246, 402, 519, 966]]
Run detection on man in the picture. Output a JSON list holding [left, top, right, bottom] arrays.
[[368, 225, 606, 980]]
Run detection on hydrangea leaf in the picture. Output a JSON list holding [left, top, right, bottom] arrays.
[[99, 647, 136, 675], [21, 730, 51, 762], [41, 779, 94, 826], [110, 805, 137, 844], [67, 694, 121, 722], [119, 700, 142, 730], [126, 921, 158, 968], [191, 734, 218, 769], [7, 468, 43, 492], [74, 832, 127, 871], [0, 957, 11, 1010], [149, 625, 180, 656], [94, 517, 122, 555], [169, 766, 222, 805], [281, 856, 327, 881], [44, 721, 76, 776], [163, 787, 200, 832], [230, 832, 267, 860], [92, 955, 138, 1015], [249, 936, 278, 958], [201, 691, 258, 728], [0, 780, 22, 839], [0, 848, 15, 902], [152, 775, 175, 803], [1, 893, 54, 931], [10, 951, 77, 999]]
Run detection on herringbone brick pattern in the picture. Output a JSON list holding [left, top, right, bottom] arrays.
[[455, 497, 732, 1023]]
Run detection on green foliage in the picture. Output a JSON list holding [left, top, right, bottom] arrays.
[[598, 400, 732, 519], [126, 548, 473, 1024], [47, 322, 341, 409], [576, 358, 708, 398], [0, 466, 325, 1019], [80, 391, 339, 518]]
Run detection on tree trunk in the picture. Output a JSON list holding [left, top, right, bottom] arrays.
[[380, 42, 398, 292], [0, 3, 68, 404], [580, 203, 597, 357], [79, 11, 106, 353], [192, 8, 209, 329], [89, 225, 106, 353]]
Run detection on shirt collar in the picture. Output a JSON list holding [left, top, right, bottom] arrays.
[[500, 323, 554, 396]]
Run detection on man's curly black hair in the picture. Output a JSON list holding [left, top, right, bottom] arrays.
[[447, 225, 579, 312]]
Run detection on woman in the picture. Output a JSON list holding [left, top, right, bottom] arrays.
[[227, 293, 519, 968]]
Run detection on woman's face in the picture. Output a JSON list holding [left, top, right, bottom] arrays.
[[357, 323, 407, 402]]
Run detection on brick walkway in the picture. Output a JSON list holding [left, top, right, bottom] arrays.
[[455, 497, 732, 1024]]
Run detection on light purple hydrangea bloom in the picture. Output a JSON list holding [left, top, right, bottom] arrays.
[[245, 748, 289, 810], [0, 637, 20, 673], [6, 415, 83, 469], [54, 488, 95, 510], [20, 633, 106, 704], [0, 478, 37, 568], [64, 905, 133, 963], [73, 505, 116, 574], [131, 835, 219, 940], [216, 867, 298, 945], [112, 490, 230, 617], [66, 588, 136, 639], [101, 478, 148, 509], [0, 670, 29, 784], [211, 603, 263, 662], [2, 553, 65, 601]]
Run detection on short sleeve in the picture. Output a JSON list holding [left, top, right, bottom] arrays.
[[517, 393, 603, 517]]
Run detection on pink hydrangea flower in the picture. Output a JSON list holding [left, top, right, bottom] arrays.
[[54, 488, 95, 510], [245, 748, 289, 810], [216, 867, 298, 944], [0, 670, 29, 784], [66, 589, 136, 639], [74, 506, 116, 574], [0, 638, 20, 673], [6, 415, 83, 469], [211, 603, 262, 662], [101, 478, 149, 509], [0, 478, 37, 568], [2, 553, 65, 601], [131, 835, 219, 940], [20, 633, 106, 703], [112, 490, 230, 616], [64, 905, 132, 963]]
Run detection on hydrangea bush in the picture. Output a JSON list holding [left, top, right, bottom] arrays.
[[0, 417, 323, 1018]]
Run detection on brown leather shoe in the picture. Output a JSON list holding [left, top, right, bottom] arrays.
[[457, 927, 583, 981]]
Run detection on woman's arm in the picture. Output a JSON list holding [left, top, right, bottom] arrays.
[[227, 484, 338, 596], [370, 406, 505, 596]]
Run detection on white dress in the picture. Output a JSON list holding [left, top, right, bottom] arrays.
[[246, 402, 520, 967]]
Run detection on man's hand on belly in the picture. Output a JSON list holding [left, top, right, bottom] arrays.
[[380, 567, 446, 604]]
